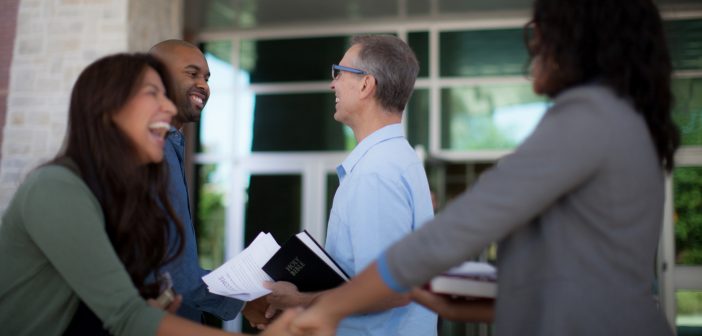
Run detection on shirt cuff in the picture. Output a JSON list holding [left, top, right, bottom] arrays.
[[377, 251, 409, 293]]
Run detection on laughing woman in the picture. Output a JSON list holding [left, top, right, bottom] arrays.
[[0, 53, 296, 336]]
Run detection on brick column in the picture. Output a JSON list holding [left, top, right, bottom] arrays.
[[0, 0, 182, 213], [0, 0, 21, 165]]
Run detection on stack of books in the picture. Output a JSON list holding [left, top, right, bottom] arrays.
[[427, 261, 497, 299]]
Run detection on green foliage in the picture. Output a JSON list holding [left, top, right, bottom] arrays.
[[674, 167, 702, 265], [677, 291, 702, 316], [197, 164, 226, 270]]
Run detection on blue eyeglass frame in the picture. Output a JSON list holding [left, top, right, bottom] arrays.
[[331, 64, 368, 80]]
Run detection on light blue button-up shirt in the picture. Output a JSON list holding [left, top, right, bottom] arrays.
[[325, 123, 437, 336]]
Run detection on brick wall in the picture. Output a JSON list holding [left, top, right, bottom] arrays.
[[0, 0, 21, 165], [0, 0, 182, 213]]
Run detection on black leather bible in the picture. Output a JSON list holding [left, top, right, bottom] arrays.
[[262, 230, 350, 292]]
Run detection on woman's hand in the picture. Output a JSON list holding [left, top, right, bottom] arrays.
[[288, 303, 341, 336], [259, 308, 303, 336]]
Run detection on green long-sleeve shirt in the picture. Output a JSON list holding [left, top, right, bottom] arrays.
[[0, 164, 165, 336]]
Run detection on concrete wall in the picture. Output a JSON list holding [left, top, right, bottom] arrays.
[[0, 0, 183, 213]]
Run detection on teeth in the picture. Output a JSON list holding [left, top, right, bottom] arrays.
[[148, 121, 170, 138], [148, 121, 170, 131], [335, 97, 340, 103], [191, 95, 203, 104]]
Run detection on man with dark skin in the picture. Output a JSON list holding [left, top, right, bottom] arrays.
[[149, 40, 269, 328]]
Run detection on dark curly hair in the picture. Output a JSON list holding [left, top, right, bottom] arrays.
[[55, 53, 185, 299], [525, 0, 680, 172]]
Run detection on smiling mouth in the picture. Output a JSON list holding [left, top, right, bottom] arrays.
[[148, 121, 170, 138], [190, 94, 205, 110]]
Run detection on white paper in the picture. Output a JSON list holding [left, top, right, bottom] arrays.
[[203, 232, 281, 301]]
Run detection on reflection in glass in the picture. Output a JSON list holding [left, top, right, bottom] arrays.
[[441, 84, 548, 150], [326, 173, 340, 227], [251, 93, 350, 151], [440, 29, 529, 77], [666, 19, 702, 71], [676, 291, 702, 333], [408, 31, 429, 78], [672, 78, 702, 146], [406, 89, 429, 149], [673, 167, 702, 266], [195, 163, 231, 270], [244, 175, 301, 245], [200, 43, 255, 157], [241, 36, 352, 83]]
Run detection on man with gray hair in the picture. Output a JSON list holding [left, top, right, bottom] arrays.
[[264, 35, 437, 336]]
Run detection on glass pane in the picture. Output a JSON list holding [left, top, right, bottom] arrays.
[[407, 0, 430, 15], [406, 89, 429, 149], [244, 175, 301, 245], [251, 93, 352, 151], [194, 163, 231, 270], [326, 173, 340, 225], [441, 84, 548, 150], [440, 29, 529, 77], [677, 290, 702, 334], [673, 167, 702, 266], [241, 36, 351, 83], [408, 31, 429, 78], [195, 0, 399, 30], [672, 78, 702, 146], [241, 175, 300, 333], [666, 19, 702, 71], [438, 0, 531, 13], [199, 41, 238, 156]]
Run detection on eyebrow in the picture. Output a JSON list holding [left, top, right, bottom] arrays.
[[185, 65, 211, 77], [143, 82, 164, 91]]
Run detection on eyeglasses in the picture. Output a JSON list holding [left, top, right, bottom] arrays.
[[331, 64, 368, 80]]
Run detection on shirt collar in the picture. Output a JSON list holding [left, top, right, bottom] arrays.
[[339, 123, 405, 177]]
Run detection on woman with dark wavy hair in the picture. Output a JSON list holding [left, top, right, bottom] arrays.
[[285, 0, 677, 335], [0, 53, 296, 336]]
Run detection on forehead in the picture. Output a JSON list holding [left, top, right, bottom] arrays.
[[141, 67, 163, 86], [166, 45, 209, 71], [340, 44, 362, 65]]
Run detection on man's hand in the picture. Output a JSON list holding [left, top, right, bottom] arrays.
[[243, 295, 271, 330], [410, 287, 494, 323], [263, 281, 318, 319], [147, 294, 182, 314]]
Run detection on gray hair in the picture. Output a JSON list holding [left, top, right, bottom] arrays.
[[350, 35, 419, 113]]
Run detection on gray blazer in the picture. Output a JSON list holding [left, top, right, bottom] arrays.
[[385, 84, 673, 335]]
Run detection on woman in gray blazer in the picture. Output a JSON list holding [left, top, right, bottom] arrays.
[[286, 0, 679, 335]]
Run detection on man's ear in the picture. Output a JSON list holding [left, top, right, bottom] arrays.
[[359, 75, 376, 99]]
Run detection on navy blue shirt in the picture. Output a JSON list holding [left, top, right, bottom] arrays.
[[161, 128, 244, 322]]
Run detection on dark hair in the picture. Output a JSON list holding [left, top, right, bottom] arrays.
[[54, 53, 185, 298], [351, 35, 419, 113], [525, 0, 679, 172]]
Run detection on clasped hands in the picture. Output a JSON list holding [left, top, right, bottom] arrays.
[[241, 281, 494, 336]]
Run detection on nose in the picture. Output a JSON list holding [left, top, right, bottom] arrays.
[[330, 79, 336, 90], [163, 95, 177, 116], [195, 76, 209, 94]]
